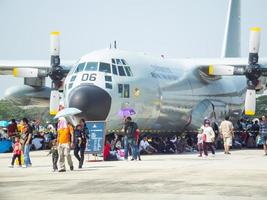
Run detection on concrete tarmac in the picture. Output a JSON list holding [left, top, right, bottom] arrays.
[[0, 149, 267, 200]]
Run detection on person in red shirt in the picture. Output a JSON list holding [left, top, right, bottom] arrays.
[[7, 119, 18, 139], [103, 140, 111, 161], [10, 136, 22, 167]]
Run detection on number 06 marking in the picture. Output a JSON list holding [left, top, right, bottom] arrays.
[[82, 73, 97, 81]]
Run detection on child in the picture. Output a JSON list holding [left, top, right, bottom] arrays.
[[47, 139, 59, 171], [10, 136, 22, 167], [197, 128, 204, 157]]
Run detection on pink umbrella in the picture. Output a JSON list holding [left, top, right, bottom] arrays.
[[118, 108, 136, 117]]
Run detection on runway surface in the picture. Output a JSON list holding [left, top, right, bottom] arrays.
[[0, 149, 267, 200]]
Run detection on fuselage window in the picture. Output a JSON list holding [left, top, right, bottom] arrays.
[[74, 62, 86, 73], [124, 84, 130, 98], [68, 83, 73, 89], [124, 66, 133, 76], [70, 76, 76, 82], [85, 62, 98, 71], [118, 84, 129, 98], [118, 66, 126, 76], [112, 65, 118, 75], [118, 84, 123, 94], [99, 62, 111, 73], [105, 83, 112, 89], [105, 75, 112, 82]]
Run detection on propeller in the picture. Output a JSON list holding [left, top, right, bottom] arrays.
[[10, 32, 68, 115], [49, 32, 66, 115], [208, 27, 267, 115]]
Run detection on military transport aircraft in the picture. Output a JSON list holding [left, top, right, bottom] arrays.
[[1, 0, 267, 134]]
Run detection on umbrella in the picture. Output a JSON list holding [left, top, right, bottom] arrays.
[[54, 107, 82, 119], [118, 108, 136, 117]]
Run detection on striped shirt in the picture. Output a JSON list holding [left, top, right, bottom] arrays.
[[259, 121, 267, 137]]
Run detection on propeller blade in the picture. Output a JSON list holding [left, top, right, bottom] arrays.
[[208, 65, 234, 75], [244, 88, 256, 115], [50, 31, 60, 67], [249, 27, 261, 64], [49, 90, 60, 115], [13, 68, 39, 78]]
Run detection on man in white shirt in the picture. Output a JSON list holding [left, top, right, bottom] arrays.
[[139, 137, 157, 154], [219, 116, 234, 154], [201, 119, 216, 156]]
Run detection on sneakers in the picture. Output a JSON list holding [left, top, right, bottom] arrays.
[[9, 165, 14, 168], [70, 166, 74, 171], [58, 169, 66, 172]]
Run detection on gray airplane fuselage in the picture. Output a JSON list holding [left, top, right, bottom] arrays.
[[64, 49, 247, 133]]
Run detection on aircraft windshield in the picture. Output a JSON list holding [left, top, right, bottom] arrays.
[[85, 62, 98, 71], [99, 62, 111, 73]]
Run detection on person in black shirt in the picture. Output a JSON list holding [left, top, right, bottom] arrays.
[[21, 118, 33, 168], [124, 117, 139, 160], [74, 119, 88, 168]]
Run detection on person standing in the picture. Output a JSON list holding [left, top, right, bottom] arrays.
[[124, 117, 139, 160], [47, 139, 59, 172], [197, 128, 204, 157], [259, 115, 267, 155], [21, 118, 33, 167], [10, 136, 22, 167], [57, 117, 74, 172], [219, 116, 234, 154], [73, 119, 88, 168], [202, 119, 215, 157], [7, 119, 18, 141]]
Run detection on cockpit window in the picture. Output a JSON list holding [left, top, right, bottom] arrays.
[[116, 59, 122, 65], [85, 62, 98, 71], [118, 66, 126, 76], [112, 65, 118, 75], [111, 58, 133, 77], [121, 59, 127, 65], [124, 66, 133, 76], [99, 62, 111, 73], [74, 62, 86, 73]]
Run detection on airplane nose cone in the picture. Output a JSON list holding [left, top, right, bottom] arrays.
[[68, 84, 111, 121]]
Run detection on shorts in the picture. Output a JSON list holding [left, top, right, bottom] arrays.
[[223, 137, 232, 146], [263, 136, 267, 144]]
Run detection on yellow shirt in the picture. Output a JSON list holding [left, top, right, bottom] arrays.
[[58, 125, 73, 144]]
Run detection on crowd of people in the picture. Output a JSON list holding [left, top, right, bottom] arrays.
[[4, 117, 89, 172], [103, 115, 267, 160], [2, 114, 267, 170]]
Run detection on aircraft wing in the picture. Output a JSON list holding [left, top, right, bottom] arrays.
[[190, 57, 267, 78], [0, 60, 76, 75]]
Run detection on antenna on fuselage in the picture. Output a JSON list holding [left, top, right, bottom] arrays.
[[114, 40, 117, 49]]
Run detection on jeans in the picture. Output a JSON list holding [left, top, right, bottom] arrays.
[[74, 145, 85, 168], [124, 136, 129, 159], [52, 152, 59, 170], [24, 144, 32, 167], [128, 137, 138, 160]]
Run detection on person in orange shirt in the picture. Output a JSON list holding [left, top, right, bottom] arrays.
[[57, 117, 74, 172]]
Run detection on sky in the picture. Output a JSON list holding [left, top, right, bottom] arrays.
[[0, 0, 267, 98]]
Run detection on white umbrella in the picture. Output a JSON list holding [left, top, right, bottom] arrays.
[[54, 107, 82, 119]]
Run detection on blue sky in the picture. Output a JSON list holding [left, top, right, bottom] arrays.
[[0, 0, 267, 98]]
